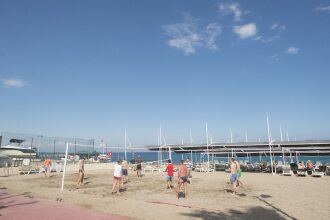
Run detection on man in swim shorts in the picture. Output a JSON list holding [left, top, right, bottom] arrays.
[[176, 160, 188, 198], [43, 158, 52, 177], [136, 156, 142, 177], [230, 158, 238, 195], [77, 157, 85, 187]]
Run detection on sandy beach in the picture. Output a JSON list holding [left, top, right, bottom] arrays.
[[1, 164, 330, 220]]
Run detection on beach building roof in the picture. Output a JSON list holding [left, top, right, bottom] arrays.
[[147, 140, 330, 157]]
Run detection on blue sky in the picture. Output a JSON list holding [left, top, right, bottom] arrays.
[[1, 0, 330, 147]]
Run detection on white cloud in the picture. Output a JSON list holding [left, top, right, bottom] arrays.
[[271, 23, 286, 32], [233, 23, 257, 39], [163, 14, 221, 55], [315, 5, 330, 13], [254, 35, 279, 43], [286, 46, 299, 54], [219, 3, 242, 21], [205, 23, 221, 50], [2, 78, 25, 88], [271, 54, 279, 60], [252, 23, 285, 43]]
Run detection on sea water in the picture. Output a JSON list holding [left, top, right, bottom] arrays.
[[111, 151, 330, 165], [38, 151, 330, 165]]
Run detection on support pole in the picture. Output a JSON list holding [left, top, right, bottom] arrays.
[[61, 143, 69, 192], [295, 151, 299, 163], [282, 147, 285, 166]]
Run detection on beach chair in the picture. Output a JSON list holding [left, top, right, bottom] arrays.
[[282, 165, 293, 176], [315, 161, 322, 168], [144, 165, 158, 172], [296, 162, 307, 176], [297, 168, 308, 177], [201, 164, 214, 172], [326, 166, 330, 176], [19, 159, 39, 175], [312, 165, 326, 178], [276, 161, 283, 174], [194, 164, 203, 172]]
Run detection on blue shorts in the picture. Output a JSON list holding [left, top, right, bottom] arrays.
[[230, 174, 237, 183], [167, 176, 173, 181], [122, 169, 128, 176]]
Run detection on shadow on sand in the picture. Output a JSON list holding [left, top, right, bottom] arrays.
[[180, 206, 294, 220]]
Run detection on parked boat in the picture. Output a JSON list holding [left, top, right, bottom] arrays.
[[0, 139, 37, 158]]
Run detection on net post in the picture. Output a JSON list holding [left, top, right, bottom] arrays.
[[61, 142, 69, 192]]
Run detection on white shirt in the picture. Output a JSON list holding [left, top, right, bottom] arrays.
[[184, 161, 192, 169], [114, 163, 122, 177]]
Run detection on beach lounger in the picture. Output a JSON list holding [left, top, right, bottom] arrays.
[[194, 164, 203, 172], [282, 166, 293, 176], [276, 161, 283, 173], [144, 165, 158, 172], [297, 169, 308, 176], [202, 163, 214, 172], [19, 159, 39, 175], [312, 165, 326, 177], [194, 163, 213, 172], [326, 166, 330, 176]]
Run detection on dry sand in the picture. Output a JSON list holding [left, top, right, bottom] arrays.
[[1, 164, 330, 220]]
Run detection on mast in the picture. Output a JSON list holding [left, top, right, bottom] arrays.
[[124, 128, 127, 160], [159, 124, 162, 166], [206, 123, 210, 168], [266, 112, 275, 176], [190, 129, 193, 164], [189, 129, 193, 144]]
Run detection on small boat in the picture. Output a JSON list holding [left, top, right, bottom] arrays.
[[0, 139, 37, 159]]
